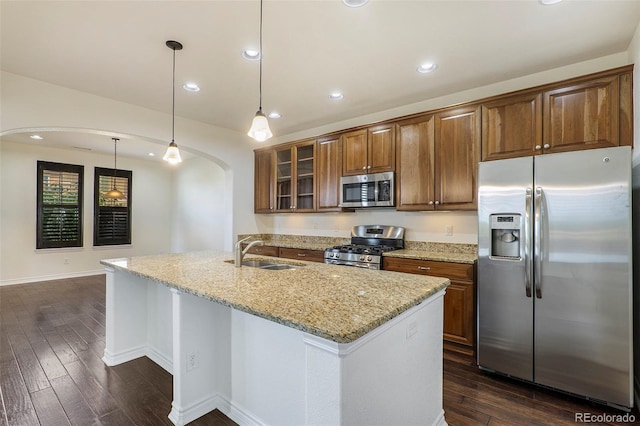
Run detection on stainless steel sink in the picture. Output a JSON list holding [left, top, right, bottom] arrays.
[[260, 263, 299, 270], [225, 259, 301, 270], [241, 260, 278, 268]]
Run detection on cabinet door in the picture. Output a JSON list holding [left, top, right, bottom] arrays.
[[443, 280, 474, 347], [435, 105, 480, 210], [275, 147, 293, 212], [482, 93, 542, 161], [368, 124, 395, 173], [295, 142, 316, 212], [254, 150, 273, 213], [342, 129, 368, 176], [317, 136, 342, 211], [395, 115, 436, 211], [543, 76, 619, 153], [278, 247, 325, 263]]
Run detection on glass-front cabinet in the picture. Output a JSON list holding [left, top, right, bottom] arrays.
[[275, 141, 316, 212]]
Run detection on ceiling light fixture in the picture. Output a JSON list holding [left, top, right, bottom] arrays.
[[417, 63, 438, 74], [242, 49, 261, 61], [30, 135, 43, 140], [539, 0, 562, 4], [329, 92, 344, 100], [247, 0, 273, 142], [183, 82, 200, 92], [104, 138, 126, 200], [163, 40, 183, 165], [268, 112, 281, 119], [342, 0, 369, 7]]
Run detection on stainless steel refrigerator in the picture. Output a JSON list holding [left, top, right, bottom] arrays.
[[477, 146, 633, 410]]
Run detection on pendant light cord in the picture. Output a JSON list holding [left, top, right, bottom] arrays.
[[259, 0, 263, 111], [172, 47, 176, 142]]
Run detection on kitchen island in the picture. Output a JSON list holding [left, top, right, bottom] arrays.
[[100, 251, 449, 426]]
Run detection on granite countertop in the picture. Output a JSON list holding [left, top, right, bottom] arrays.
[[238, 233, 478, 264], [101, 251, 449, 344]]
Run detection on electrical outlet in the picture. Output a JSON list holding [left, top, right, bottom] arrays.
[[445, 225, 453, 236], [406, 321, 418, 340], [187, 351, 199, 371], [64, 258, 69, 264]]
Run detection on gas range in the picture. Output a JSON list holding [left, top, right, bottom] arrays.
[[324, 225, 405, 270]]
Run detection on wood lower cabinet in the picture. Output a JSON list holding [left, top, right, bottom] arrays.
[[278, 247, 325, 263], [316, 136, 342, 211], [244, 244, 279, 257], [383, 257, 476, 354]]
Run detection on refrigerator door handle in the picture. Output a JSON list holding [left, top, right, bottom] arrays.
[[524, 188, 532, 298], [534, 187, 543, 299]]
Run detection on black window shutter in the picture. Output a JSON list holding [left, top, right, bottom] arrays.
[[94, 167, 132, 246], [37, 161, 84, 249]]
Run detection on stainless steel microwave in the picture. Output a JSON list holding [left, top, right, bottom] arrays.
[[340, 172, 395, 208]]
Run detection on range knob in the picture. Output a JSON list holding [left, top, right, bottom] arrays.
[[359, 256, 365, 261], [334, 253, 340, 259], [366, 255, 372, 262]]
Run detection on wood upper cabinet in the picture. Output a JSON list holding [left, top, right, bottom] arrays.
[[482, 93, 542, 161], [254, 149, 274, 213], [543, 75, 620, 153], [275, 141, 316, 213], [316, 136, 342, 211], [434, 105, 480, 210], [342, 124, 395, 176], [395, 115, 436, 210], [396, 107, 480, 211]]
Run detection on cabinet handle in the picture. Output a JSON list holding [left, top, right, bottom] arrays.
[[535, 145, 542, 150], [297, 253, 307, 257], [543, 144, 550, 149], [428, 201, 434, 205], [367, 165, 371, 169], [362, 166, 367, 170], [418, 266, 431, 271], [434, 201, 440, 205]]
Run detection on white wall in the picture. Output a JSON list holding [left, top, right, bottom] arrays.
[[0, 140, 173, 284], [171, 156, 226, 252]]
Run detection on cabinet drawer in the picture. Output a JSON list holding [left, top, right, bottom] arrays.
[[243, 244, 279, 257], [278, 247, 325, 263], [382, 257, 473, 281]]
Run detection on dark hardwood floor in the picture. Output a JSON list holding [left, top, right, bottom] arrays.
[[0, 276, 637, 425]]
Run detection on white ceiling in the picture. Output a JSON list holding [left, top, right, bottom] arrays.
[[2, 0, 640, 159]]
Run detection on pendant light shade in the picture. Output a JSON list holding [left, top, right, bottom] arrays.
[[104, 138, 126, 200], [164, 40, 183, 164], [248, 110, 273, 142], [247, 0, 272, 142]]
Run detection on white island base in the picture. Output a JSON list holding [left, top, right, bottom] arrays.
[[102, 267, 447, 426]]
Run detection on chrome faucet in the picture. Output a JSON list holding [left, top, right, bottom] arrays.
[[235, 237, 264, 267]]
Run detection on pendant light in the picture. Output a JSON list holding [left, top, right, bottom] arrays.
[[104, 138, 126, 200], [247, 0, 273, 142], [163, 40, 183, 165]]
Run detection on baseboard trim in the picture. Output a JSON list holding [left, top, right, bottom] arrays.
[[1, 270, 105, 286], [146, 346, 173, 375], [168, 393, 218, 426], [218, 397, 268, 426], [102, 346, 146, 366], [432, 409, 448, 426]]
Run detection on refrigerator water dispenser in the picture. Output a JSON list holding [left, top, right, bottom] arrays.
[[490, 214, 521, 259]]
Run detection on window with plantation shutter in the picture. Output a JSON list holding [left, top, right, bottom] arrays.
[[37, 161, 84, 249], [94, 167, 132, 246]]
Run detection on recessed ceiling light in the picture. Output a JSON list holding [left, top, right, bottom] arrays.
[[148, 153, 156, 157], [242, 49, 261, 61], [417, 63, 438, 74], [329, 92, 344, 100], [183, 82, 200, 92], [268, 112, 281, 119], [539, 0, 562, 4], [343, 0, 368, 7], [30, 135, 43, 140]]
